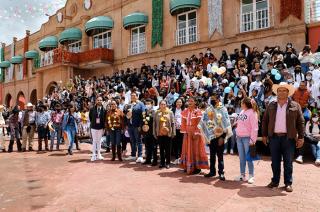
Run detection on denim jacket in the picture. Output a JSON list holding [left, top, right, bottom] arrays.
[[62, 112, 78, 132]]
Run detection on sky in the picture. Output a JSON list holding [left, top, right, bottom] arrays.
[[0, 0, 67, 45]]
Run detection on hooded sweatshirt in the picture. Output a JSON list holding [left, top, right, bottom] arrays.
[[236, 108, 258, 143]]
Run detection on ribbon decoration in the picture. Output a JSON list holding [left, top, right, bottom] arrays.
[[280, 0, 302, 22], [208, 0, 223, 38]]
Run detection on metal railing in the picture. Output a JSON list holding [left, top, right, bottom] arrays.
[[305, 0, 320, 24], [175, 24, 198, 46]]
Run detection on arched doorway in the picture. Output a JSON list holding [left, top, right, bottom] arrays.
[[5, 93, 13, 108], [17, 91, 26, 110], [45, 81, 58, 96], [30, 89, 37, 105]]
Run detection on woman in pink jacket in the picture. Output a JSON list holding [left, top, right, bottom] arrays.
[[235, 97, 259, 184]]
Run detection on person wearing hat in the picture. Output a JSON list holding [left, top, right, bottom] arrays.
[[20, 102, 37, 151], [262, 82, 305, 192], [8, 106, 22, 152], [0, 105, 6, 152], [35, 104, 50, 151]]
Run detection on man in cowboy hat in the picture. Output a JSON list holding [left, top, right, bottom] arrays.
[[20, 102, 37, 151], [262, 82, 305, 192]]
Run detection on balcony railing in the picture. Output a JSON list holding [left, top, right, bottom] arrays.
[[175, 25, 199, 46], [38, 47, 114, 68]]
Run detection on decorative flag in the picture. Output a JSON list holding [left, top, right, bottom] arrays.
[[280, 0, 302, 22], [0, 46, 4, 82], [151, 0, 163, 48], [208, 0, 223, 38]]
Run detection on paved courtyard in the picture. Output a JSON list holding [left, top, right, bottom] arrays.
[[0, 141, 319, 212]]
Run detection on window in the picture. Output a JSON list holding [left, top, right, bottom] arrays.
[[93, 31, 112, 49], [130, 26, 146, 55], [241, 0, 269, 32], [306, 0, 320, 24], [68, 41, 81, 53], [176, 10, 197, 46]]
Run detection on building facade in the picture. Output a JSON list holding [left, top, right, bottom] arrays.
[[0, 0, 307, 108]]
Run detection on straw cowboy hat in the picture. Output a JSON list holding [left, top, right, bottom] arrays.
[[26, 102, 33, 107], [272, 82, 295, 97]]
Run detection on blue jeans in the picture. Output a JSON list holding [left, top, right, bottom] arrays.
[[311, 142, 320, 160], [269, 136, 295, 185], [110, 129, 121, 146], [236, 137, 254, 176], [65, 127, 76, 150], [50, 125, 62, 149], [301, 63, 309, 74], [128, 126, 142, 157]]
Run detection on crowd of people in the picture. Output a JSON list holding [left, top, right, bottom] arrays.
[[0, 43, 320, 193]]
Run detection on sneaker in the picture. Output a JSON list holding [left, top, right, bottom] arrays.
[[223, 149, 227, 154], [136, 157, 144, 163], [172, 159, 179, 165], [248, 175, 255, 184], [234, 175, 246, 181], [125, 156, 136, 161], [267, 181, 279, 188], [90, 155, 96, 162], [97, 154, 104, 160], [230, 150, 234, 155], [295, 155, 303, 164], [315, 159, 320, 166]]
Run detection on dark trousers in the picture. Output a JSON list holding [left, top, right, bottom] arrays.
[[172, 129, 183, 159], [158, 136, 171, 165], [209, 137, 225, 175], [269, 136, 295, 186], [122, 135, 131, 152], [143, 134, 157, 163]]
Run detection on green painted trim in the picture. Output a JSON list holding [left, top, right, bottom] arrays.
[[0, 61, 10, 68], [39, 36, 58, 51], [85, 16, 114, 36], [59, 28, 82, 44], [169, 0, 201, 15], [25, 50, 39, 60], [123, 12, 148, 29], [11, 55, 24, 64]]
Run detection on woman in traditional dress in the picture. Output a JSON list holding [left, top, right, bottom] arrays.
[[180, 97, 209, 174]]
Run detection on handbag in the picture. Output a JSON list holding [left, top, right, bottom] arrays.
[[249, 144, 257, 158]]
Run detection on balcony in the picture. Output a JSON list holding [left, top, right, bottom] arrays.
[[38, 47, 114, 70]]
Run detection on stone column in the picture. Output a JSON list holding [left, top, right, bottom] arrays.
[[80, 15, 91, 52], [36, 71, 43, 99]]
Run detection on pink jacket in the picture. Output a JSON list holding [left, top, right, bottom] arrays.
[[235, 109, 259, 143]]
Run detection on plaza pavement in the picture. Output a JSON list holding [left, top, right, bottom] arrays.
[[0, 139, 319, 212]]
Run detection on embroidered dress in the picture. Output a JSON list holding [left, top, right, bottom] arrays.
[[180, 108, 209, 174]]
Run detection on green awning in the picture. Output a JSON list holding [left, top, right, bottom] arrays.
[[39, 36, 58, 52], [59, 28, 82, 45], [170, 0, 201, 15], [123, 12, 148, 29], [0, 61, 10, 68], [11, 55, 24, 64], [85, 16, 114, 36], [25, 50, 39, 60]]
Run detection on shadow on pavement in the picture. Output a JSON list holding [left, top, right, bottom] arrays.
[[237, 186, 287, 198], [158, 170, 217, 185], [68, 159, 89, 163], [48, 153, 67, 157], [119, 162, 160, 171]]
